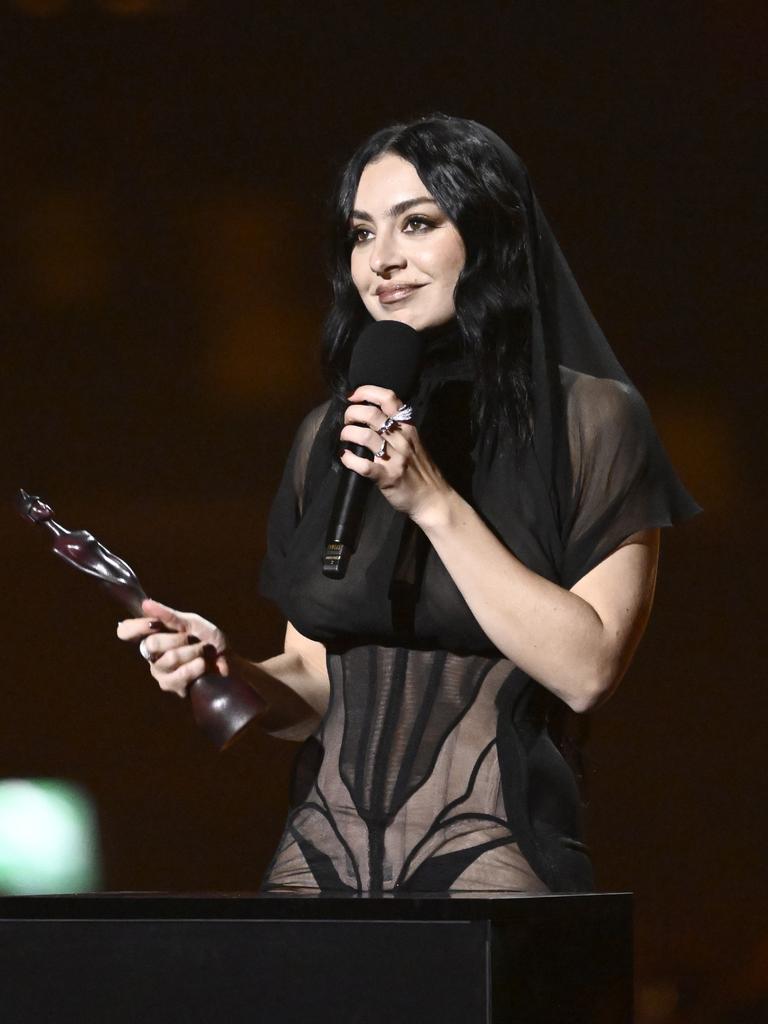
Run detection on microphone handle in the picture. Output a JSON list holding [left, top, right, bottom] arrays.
[[322, 442, 373, 579]]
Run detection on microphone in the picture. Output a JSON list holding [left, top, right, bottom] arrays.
[[322, 320, 425, 579]]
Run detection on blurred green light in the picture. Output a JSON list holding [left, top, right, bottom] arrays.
[[0, 779, 101, 894]]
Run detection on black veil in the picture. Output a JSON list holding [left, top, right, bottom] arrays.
[[470, 123, 700, 593]]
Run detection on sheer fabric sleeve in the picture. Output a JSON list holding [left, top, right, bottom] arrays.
[[560, 369, 700, 589], [259, 401, 330, 607]]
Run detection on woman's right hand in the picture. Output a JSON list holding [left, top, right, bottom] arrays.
[[116, 597, 228, 698]]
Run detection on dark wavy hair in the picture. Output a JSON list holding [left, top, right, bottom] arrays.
[[322, 113, 533, 446]]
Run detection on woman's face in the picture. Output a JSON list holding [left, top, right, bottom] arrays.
[[349, 153, 466, 332]]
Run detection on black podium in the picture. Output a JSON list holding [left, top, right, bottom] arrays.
[[0, 892, 632, 1023]]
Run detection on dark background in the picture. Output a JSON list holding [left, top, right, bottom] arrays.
[[2, 2, 765, 1021]]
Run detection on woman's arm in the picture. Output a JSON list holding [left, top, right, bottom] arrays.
[[341, 385, 659, 713], [418, 497, 658, 712], [117, 602, 330, 741], [248, 623, 330, 740]]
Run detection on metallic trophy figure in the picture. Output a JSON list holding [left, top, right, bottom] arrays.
[[17, 489, 264, 749]]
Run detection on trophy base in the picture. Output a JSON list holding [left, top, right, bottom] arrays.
[[189, 674, 265, 751]]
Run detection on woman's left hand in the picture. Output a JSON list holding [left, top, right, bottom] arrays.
[[340, 385, 451, 524]]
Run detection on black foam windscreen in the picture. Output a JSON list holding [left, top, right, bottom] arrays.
[[348, 321, 425, 397]]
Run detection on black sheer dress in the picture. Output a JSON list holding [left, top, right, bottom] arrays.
[[258, 124, 699, 895], [259, 356, 696, 895]]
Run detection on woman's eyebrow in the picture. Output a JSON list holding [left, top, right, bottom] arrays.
[[350, 196, 439, 222]]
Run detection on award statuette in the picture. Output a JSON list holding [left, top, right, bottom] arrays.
[[17, 489, 264, 750]]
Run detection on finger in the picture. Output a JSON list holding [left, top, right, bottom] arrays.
[[341, 424, 410, 459], [141, 598, 188, 633], [347, 386, 403, 415], [141, 631, 196, 660], [339, 424, 383, 455], [155, 655, 209, 698], [340, 448, 379, 476], [343, 403, 388, 429], [117, 617, 166, 641], [152, 639, 209, 674]]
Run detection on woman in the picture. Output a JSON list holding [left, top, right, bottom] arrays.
[[118, 115, 698, 894]]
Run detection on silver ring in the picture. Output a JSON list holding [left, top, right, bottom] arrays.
[[377, 404, 413, 436], [139, 638, 153, 662], [375, 439, 387, 458]]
